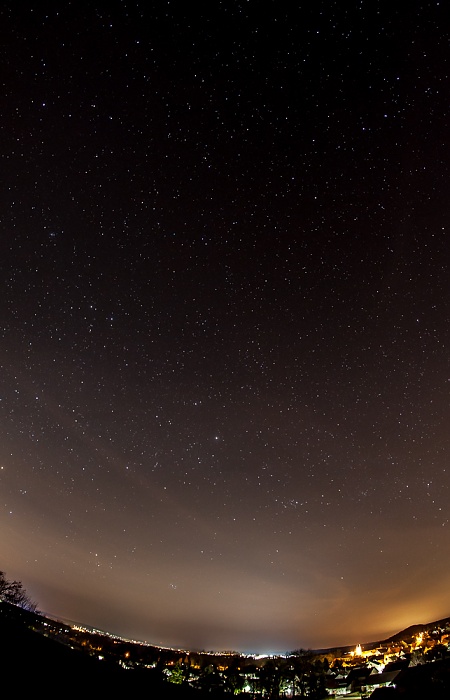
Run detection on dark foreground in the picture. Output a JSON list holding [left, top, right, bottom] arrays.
[[0, 603, 204, 698], [2, 601, 450, 699]]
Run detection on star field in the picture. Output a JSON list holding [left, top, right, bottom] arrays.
[[1, 1, 449, 653]]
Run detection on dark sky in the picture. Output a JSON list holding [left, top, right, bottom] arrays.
[[1, 1, 449, 653]]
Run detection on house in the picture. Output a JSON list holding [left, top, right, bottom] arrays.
[[364, 669, 400, 694]]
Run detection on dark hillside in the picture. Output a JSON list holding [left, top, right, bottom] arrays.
[[381, 617, 450, 643], [0, 602, 197, 697]]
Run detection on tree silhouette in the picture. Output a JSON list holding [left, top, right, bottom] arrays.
[[223, 655, 245, 695], [258, 659, 291, 699], [0, 570, 38, 612]]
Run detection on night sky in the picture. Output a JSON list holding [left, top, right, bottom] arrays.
[[1, 1, 449, 654]]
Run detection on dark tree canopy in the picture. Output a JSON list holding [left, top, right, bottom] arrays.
[[0, 570, 38, 612]]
